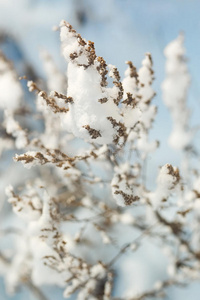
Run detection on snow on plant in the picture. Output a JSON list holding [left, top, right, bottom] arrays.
[[0, 21, 200, 300], [162, 34, 192, 150]]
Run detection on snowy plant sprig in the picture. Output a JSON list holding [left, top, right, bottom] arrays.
[[0, 52, 23, 112], [59, 20, 128, 145], [1, 20, 200, 300], [162, 34, 193, 151], [0, 52, 28, 150], [122, 53, 158, 160]]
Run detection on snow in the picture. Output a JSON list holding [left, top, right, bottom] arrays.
[[60, 21, 126, 145], [162, 35, 193, 150], [151, 163, 180, 207], [1, 1, 200, 300], [0, 53, 22, 111]]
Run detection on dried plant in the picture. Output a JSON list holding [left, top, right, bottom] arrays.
[[0, 22, 199, 300]]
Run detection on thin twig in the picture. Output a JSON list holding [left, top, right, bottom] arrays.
[[107, 222, 158, 268]]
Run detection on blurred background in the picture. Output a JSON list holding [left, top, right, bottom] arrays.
[[0, 0, 200, 299]]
